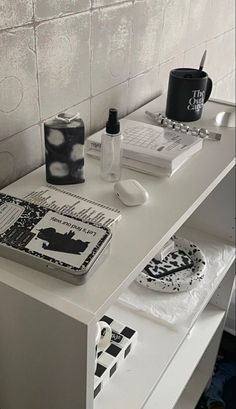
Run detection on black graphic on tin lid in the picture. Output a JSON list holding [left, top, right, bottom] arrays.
[[37, 228, 89, 255]]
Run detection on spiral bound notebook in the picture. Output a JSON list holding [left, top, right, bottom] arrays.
[[24, 185, 121, 228]]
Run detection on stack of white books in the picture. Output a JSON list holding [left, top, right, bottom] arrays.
[[86, 119, 203, 177]]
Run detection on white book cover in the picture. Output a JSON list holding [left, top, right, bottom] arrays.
[[86, 119, 203, 171]]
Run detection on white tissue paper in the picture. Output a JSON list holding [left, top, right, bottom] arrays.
[[118, 228, 235, 331]]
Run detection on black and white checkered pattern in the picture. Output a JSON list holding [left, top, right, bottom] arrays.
[[94, 315, 138, 399]]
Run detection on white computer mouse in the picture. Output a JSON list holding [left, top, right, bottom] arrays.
[[114, 179, 149, 206], [215, 111, 235, 128]]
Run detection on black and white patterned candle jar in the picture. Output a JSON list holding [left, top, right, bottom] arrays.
[[44, 113, 85, 185]]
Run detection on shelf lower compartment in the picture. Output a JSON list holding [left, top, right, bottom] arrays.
[[94, 226, 235, 409], [173, 318, 225, 409], [94, 302, 225, 409], [144, 306, 225, 409], [173, 367, 210, 409]]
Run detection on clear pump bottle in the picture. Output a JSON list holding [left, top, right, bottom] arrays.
[[101, 108, 122, 182]]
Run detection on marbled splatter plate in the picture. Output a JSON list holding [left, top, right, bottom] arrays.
[[136, 236, 206, 293]]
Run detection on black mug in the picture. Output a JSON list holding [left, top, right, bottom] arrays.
[[166, 68, 212, 122]]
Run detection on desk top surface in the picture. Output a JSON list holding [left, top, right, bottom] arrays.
[[1, 95, 235, 322]]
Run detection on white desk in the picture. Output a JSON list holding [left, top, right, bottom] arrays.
[[0, 95, 235, 409]]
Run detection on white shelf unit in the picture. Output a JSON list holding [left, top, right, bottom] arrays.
[[95, 305, 225, 409], [94, 227, 235, 409], [172, 319, 225, 409], [0, 95, 235, 409], [144, 307, 225, 409]]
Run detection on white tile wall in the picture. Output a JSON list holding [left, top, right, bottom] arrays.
[[206, 29, 235, 82], [128, 66, 159, 113], [184, 43, 207, 70], [212, 70, 236, 103], [186, 0, 212, 50], [186, 0, 235, 48], [130, 0, 164, 76], [0, 0, 235, 187], [207, 0, 236, 39], [36, 12, 90, 119], [91, 3, 132, 95], [91, 82, 128, 131], [0, 0, 33, 30], [0, 125, 43, 188], [0, 27, 40, 140], [34, 0, 91, 21], [157, 53, 184, 93], [160, 0, 190, 63], [92, 0, 124, 6]]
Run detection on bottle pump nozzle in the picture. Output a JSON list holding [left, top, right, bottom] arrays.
[[106, 108, 120, 135]]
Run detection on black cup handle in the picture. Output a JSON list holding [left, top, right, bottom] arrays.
[[204, 77, 213, 103]]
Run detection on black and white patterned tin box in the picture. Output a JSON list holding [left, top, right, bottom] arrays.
[[0, 193, 112, 285]]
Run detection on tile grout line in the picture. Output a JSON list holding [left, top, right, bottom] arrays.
[[0, 97, 92, 145], [32, 0, 45, 164], [32, 0, 42, 126], [0, 1, 137, 33], [91, 0, 133, 12], [89, 9, 93, 132]]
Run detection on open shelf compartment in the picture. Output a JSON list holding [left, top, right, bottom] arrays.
[[94, 227, 235, 409]]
